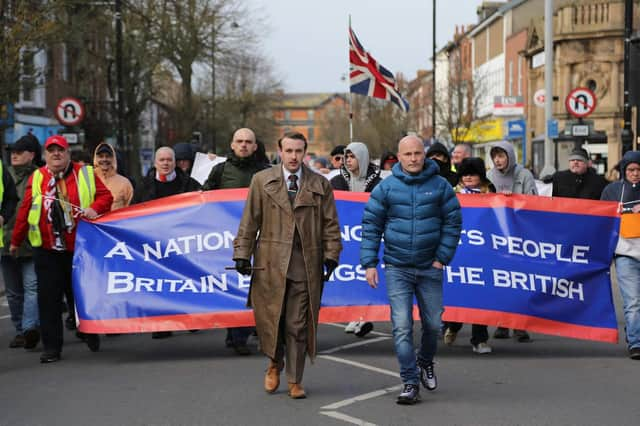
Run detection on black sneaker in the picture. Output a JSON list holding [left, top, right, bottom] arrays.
[[151, 331, 173, 339], [396, 384, 420, 405], [354, 322, 374, 337], [493, 327, 510, 339], [514, 330, 531, 343], [65, 316, 77, 331], [40, 351, 61, 363], [629, 347, 640, 360], [419, 361, 437, 391]]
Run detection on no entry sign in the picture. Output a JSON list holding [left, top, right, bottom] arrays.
[[55, 97, 85, 126], [565, 88, 596, 118]]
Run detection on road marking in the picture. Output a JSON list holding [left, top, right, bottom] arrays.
[[319, 410, 378, 426], [320, 384, 403, 410], [318, 354, 399, 379], [0, 314, 10, 320], [320, 336, 390, 354], [322, 322, 392, 337]]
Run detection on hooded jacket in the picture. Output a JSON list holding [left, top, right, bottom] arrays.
[[132, 167, 201, 204], [93, 142, 134, 210], [360, 160, 462, 269], [425, 142, 458, 186], [330, 142, 382, 192], [487, 141, 537, 194], [601, 150, 640, 260]]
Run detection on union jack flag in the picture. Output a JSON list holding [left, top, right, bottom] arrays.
[[349, 26, 409, 112]]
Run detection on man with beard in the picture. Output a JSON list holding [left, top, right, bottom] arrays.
[[203, 128, 270, 355], [552, 147, 607, 200]]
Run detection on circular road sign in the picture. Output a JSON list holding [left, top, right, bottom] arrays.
[[533, 89, 545, 108], [55, 97, 85, 126], [565, 87, 597, 118]]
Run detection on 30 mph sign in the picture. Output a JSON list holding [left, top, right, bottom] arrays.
[[565, 88, 596, 118], [55, 97, 85, 126]]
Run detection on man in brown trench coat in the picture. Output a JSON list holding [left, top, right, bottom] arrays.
[[233, 131, 342, 399]]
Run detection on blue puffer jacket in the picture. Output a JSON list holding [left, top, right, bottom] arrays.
[[360, 159, 462, 269]]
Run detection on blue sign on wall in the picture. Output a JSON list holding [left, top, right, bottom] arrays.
[[507, 119, 526, 139], [547, 119, 559, 138]]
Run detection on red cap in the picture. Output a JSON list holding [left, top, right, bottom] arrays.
[[44, 135, 69, 150]]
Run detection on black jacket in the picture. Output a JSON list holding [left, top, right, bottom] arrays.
[[132, 167, 201, 203], [330, 163, 381, 192], [552, 168, 608, 200]]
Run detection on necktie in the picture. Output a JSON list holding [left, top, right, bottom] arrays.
[[288, 174, 298, 203]]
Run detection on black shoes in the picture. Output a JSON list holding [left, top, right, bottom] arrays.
[[629, 347, 640, 360], [151, 331, 173, 339], [355, 322, 374, 337], [396, 384, 420, 405], [86, 334, 100, 352], [9, 334, 25, 348], [514, 330, 531, 343], [65, 316, 76, 331], [23, 329, 40, 350], [40, 352, 61, 363], [493, 327, 510, 339], [232, 343, 251, 356]]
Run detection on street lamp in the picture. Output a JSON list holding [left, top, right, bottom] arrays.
[[210, 21, 239, 154]]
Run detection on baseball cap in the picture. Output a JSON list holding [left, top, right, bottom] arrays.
[[95, 144, 113, 156], [568, 148, 589, 162], [9, 135, 39, 153], [45, 135, 69, 150]]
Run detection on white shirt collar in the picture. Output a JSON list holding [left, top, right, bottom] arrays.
[[282, 166, 302, 184]]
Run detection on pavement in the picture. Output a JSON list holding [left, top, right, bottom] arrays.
[[0, 276, 639, 426]]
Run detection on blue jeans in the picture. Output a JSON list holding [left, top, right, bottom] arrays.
[[2, 255, 39, 333], [385, 265, 443, 385], [615, 256, 640, 349]]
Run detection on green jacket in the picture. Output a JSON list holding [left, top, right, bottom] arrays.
[[3, 164, 37, 257]]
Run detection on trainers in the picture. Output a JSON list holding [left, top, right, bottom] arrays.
[[493, 327, 510, 339], [443, 328, 457, 345], [396, 384, 420, 405], [65, 316, 77, 331], [514, 330, 531, 343], [9, 334, 25, 348], [629, 347, 640, 360], [344, 321, 359, 333], [418, 361, 437, 391], [86, 334, 100, 352], [354, 322, 373, 337], [472, 342, 492, 354]]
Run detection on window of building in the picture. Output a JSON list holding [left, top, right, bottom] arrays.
[[284, 110, 291, 121], [20, 50, 36, 102], [307, 109, 314, 120], [308, 127, 314, 142]]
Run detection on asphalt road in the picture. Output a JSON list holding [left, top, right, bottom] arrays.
[[1, 281, 639, 426]]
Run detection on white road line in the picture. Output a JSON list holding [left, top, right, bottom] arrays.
[[318, 354, 399, 379], [320, 336, 390, 355], [320, 384, 403, 410], [0, 314, 10, 320], [322, 322, 392, 337], [319, 410, 378, 426]]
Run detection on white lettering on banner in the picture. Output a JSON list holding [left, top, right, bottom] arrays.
[[458, 229, 485, 246], [490, 234, 590, 264], [141, 231, 236, 261], [330, 264, 367, 281], [492, 269, 584, 301], [106, 272, 229, 294], [104, 241, 134, 260], [340, 225, 362, 242], [445, 266, 485, 285]]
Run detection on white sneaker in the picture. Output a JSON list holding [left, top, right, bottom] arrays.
[[472, 342, 492, 354], [354, 321, 373, 337], [345, 321, 360, 333]]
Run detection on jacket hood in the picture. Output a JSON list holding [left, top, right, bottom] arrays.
[[93, 142, 118, 178], [345, 142, 370, 179], [490, 140, 517, 175], [391, 158, 439, 183], [620, 150, 640, 182], [425, 142, 451, 165]]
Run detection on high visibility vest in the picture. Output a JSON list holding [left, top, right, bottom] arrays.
[[0, 162, 4, 248], [28, 165, 96, 247]]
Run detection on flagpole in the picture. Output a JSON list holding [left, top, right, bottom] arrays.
[[348, 15, 354, 143]]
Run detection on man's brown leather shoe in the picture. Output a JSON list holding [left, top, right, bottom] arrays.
[[287, 383, 306, 399], [264, 361, 282, 393]]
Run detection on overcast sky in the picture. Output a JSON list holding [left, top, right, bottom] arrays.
[[248, 0, 498, 93]]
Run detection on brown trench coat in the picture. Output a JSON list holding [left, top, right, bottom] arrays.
[[233, 165, 342, 361]]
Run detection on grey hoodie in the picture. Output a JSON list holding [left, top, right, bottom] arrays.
[[487, 141, 537, 195], [345, 142, 370, 192]]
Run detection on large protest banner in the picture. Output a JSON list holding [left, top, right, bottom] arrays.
[[74, 190, 620, 343]]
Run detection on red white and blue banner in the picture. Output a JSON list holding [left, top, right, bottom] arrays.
[[74, 190, 620, 343]]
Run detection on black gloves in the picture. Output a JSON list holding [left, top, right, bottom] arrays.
[[323, 259, 338, 281], [235, 259, 252, 276]]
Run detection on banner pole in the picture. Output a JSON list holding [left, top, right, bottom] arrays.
[[348, 15, 354, 143]]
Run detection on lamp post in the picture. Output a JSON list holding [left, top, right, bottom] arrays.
[[115, 0, 124, 155], [432, 0, 436, 139]]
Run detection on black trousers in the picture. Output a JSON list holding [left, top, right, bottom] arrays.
[[33, 248, 74, 354], [444, 321, 489, 345]]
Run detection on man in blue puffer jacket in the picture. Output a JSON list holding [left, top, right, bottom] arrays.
[[361, 135, 462, 405]]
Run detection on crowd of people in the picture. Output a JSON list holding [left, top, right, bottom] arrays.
[[2, 129, 638, 404]]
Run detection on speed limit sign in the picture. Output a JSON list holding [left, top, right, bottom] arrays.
[[55, 97, 85, 126]]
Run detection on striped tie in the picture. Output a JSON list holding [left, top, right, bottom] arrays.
[[288, 174, 298, 203]]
